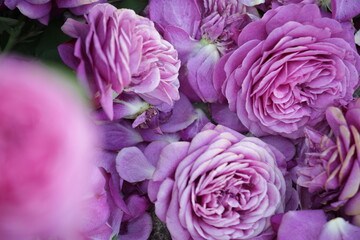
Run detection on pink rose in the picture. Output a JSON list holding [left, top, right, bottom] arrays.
[[0, 57, 96, 239], [215, 3, 360, 138], [59, 3, 180, 120]]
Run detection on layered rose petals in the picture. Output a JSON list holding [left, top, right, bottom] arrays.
[[297, 98, 360, 226], [149, 124, 286, 239], [215, 3, 360, 138], [59, 3, 180, 119]]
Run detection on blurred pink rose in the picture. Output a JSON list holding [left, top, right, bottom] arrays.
[[0, 57, 96, 239]]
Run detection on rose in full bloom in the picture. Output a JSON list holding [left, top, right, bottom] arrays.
[[215, 3, 360, 138], [59, 3, 180, 120], [297, 98, 360, 226], [0, 57, 96, 239], [148, 123, 286, 239]]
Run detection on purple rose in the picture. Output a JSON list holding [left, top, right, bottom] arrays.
[[297, 98, 360, 226], [215, 3, 360, 138], [148, 124, 286, 239], [149, 0, 256, 103], [59, 3, 180, 120]]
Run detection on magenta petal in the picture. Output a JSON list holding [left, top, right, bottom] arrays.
[[319, 218, 360, 240], [80, 193, 110, 233], [344, 191, 360, 216], [155, 178, 175, 221], [123, 194, 149, 221], [276, 210, 327, 240], [116, 147, 155, 183], [180, 108, 210, 141], [271, 213, 284, 233], [58, 43, 79, 70], [61, 18, 88, 38], [98, 121, 143, 151], [149, 0, 201, 37], [152, 142, 190, 182], [164, 26, 199, 62], [143, 141, 170, 167], [210, 103, 248, 132], [165, 190, 191, 239], [120, 213, 152, 240], [93, 94, 149, 121], [187, 44, 220, 102], [260, 135, 295, 163], [84, 223, 113, 240], [332, 0, 360, 22], [147, 180, 162, 203], [160, 94, 197, 133]]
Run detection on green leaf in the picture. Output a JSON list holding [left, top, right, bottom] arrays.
[[33, 17, 71, 63], [111, 0, 148, 13]]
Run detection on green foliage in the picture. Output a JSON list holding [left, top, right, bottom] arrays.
[[111, 0, 149, 14]]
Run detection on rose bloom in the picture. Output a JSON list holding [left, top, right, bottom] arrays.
[[59, 3, 180, 120], [0, 57, 96, 239], [149, 0, 256, 103], [297, 98, 360, 226], [148, 123, 286, 240], [215, 3, 360, 138]]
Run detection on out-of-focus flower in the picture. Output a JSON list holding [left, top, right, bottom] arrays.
[[149, 0, 257, 102], [146, 123, 286, 239], [297, 98, 360, 226], [215, 3, 360, 138], [0, 56, 96, 239], [272, 210, 360, 240], [59, 3, 180, 120]]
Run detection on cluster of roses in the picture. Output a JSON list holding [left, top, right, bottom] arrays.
[[1, 0, 360, 239]]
